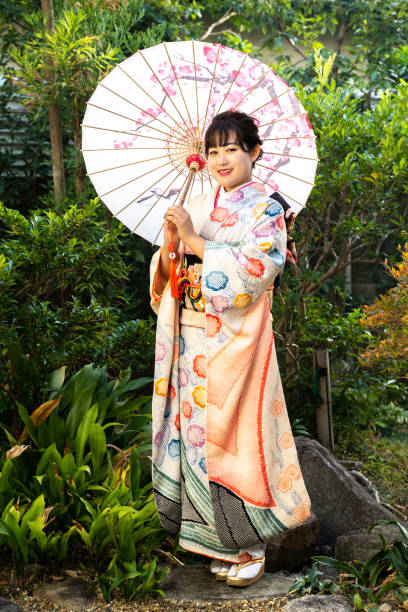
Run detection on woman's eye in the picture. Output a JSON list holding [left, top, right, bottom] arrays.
[[227, 147, 237, 152]]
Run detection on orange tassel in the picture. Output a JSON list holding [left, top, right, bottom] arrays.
[[169, 226, 178, 298]]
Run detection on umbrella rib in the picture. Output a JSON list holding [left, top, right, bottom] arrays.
[[163, 42, 196, 140], [248, 88, 292, 116], [215, 53, 248, 117], [138, 48, 196, 140], [192, 40, 200, 147], [99, 159, 175, 198], [81, 124, 168, 142], [199, 43, 222, 144], [259, 112, 309, 128], [115, 160, 185, 218], [252, 173, 306, 209], [86, 102, 186, 145], [151, 169, 192, 244], [86, 154, 169, 176], [256, 162, 316, 186], [117, 64, 187, 137], [98, 82, 188, 142], [132, 163, 186, 233], [231, 67, 274, 112], [263, 150, 319, 161]]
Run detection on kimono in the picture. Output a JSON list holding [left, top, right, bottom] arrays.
[[149, 181, 311, 562]]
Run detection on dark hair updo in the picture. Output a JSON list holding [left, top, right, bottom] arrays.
[[204, 111, 263, 168]]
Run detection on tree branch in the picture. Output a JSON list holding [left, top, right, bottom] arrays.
[[276, 18, 306, 60], [200, 11, 238, 41]]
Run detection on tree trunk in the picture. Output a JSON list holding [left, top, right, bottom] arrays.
[[73, 101, 85, 195], [41, 0, 66, 203]]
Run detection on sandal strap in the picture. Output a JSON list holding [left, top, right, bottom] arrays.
[[235, 556, 265, 570]]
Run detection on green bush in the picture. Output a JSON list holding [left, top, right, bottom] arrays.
[[0, 364, 167, 599], [0, 200, 154, 426], [289, 519, 408, 609]]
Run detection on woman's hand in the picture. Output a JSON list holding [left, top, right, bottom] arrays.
[[163, 217, 180, 254], [165, 206, 196, 245]]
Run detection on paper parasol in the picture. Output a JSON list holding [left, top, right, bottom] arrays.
[[82, 40, 318, 245]]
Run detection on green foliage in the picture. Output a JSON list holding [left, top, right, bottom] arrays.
[[274, 64, 408, 429], [0, 364, 166, 598], [289, 519, 408, 609], [0, 199, 154, 421]]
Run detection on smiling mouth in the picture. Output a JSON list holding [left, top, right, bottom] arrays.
[[218, 169, 232, 175]]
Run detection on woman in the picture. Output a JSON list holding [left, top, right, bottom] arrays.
[[149, 111, 311, 587]]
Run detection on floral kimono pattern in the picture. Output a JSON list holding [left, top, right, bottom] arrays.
[[150, 182, 311, 560]]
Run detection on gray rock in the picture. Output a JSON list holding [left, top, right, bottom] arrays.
[[33, 576, 95, 611], [266, 513, 320, 571], [295, 437, 403, 546], [161, 564, 302, 601], [281, 594, 353, 611], [0, 598, 23, 612], [335, 524, 407, 562]]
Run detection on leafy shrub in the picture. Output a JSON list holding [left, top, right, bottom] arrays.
[[274, 296, 407, 437], [0, 200, 154, 426], [360, 244, 408, 380], [0, 364, 167, 598], [289, 519, 408, 610]]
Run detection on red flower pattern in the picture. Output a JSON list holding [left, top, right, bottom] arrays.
[[245, 258, 265, 277], [206, 314, 222, 337], [210, 207, 230, 223], [193, 355, 206, 378]]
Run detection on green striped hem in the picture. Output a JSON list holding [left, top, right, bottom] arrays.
[[153, 465, 180, 502], [246, 504, 288, 538]]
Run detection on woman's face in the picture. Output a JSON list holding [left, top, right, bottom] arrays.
[[207, 130, 260, 192]]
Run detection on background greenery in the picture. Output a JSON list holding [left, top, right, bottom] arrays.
[[0, 0, 407, 604]]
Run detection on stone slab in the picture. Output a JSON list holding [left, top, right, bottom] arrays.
[[33, 577, 95, 611], [266, 513, 320, 571], [335, 524, 407, 562], [282, 594, 353, 611], [0, 598, 23, 612], [161, 564, 302, 601], [295, 437, 402, 546]]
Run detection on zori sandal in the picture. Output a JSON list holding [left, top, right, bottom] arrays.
[[209, 558, 232, 581], [226, 556, 265, 587]]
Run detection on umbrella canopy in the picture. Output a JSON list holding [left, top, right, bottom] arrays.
[[82, 40, 318, 245]]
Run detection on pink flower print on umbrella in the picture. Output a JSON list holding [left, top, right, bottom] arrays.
[[211, 294, 229, 313], [231, 70, 250, 88], [178, 64, 194, 75], [141, 107, 160, 119], [226, 90, 242, 106], [155, 341, 167, 362], [203, 45, 217, 63], [187, 424, 205, 447], [164, 84, 177, 96]]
